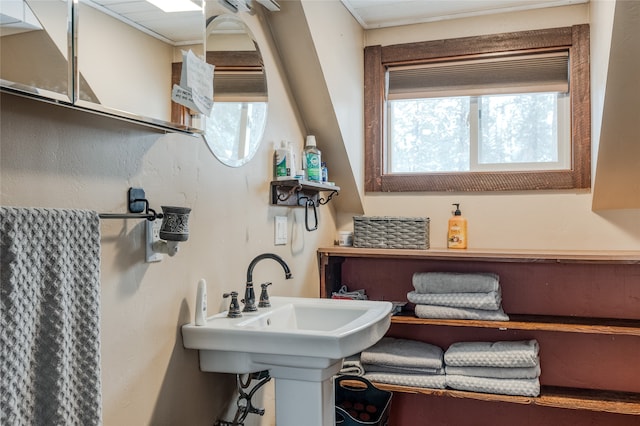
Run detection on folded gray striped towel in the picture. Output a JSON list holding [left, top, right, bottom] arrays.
[[446, 375, 540, 397], [407, 290, 502, 310], [365, 372, 447, 389], [414, 304, 509, 321], [340, 354, 365, 376], [363, 363, 444, 375], [444, 340, 539, 368], [445, 362, 540, 379], [412, 272, 500, 294], [360, 337, 444, 370]]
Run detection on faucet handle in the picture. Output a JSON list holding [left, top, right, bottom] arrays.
[[223, 291, 242, 318], [258, 282, 272, 308]]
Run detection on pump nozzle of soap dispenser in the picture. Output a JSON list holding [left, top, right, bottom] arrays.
[[452, 203, 461, 216]]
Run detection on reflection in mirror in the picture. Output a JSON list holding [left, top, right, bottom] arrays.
[[202, 14, 267, 167], [75, 0, 205, 130], [0, 0, 72, 102]]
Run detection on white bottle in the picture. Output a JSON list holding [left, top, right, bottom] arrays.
[[287, 141, 298, 179], [273, 141, 291, 180], [195, 278, 208, 326]]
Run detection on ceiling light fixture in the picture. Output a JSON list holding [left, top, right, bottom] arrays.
[[145, 0, 201, 13]]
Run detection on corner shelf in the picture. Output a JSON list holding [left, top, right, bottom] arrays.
[[270, 179, 340, 207]]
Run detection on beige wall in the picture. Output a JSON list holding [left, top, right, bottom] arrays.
[[76, 3, 176, 121], [2, 2, 639, 426], [331, 3, 640, 250], [0, 7, 336, 426]]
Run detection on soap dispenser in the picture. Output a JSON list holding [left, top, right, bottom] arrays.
[[447, 203, 467, 249]]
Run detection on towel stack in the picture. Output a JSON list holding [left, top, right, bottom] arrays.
[[409, 272, 509, 321], [444, 340, 541, 397], [360, 337, 446, 389]]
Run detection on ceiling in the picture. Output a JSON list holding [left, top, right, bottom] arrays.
[[340, 0, 589, 29], [82, 0, 204, 44], [81, 0, 589, 45]]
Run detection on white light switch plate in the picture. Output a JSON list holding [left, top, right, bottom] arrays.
[[275, 216, 287, 245]]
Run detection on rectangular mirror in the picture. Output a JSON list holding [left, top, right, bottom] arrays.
[[1, 0, 206, 133], [75, 0, 205, 132], [0, 0, 72, 103]]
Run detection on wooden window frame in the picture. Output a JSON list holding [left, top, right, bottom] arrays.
[[364, 25, 591, 192]]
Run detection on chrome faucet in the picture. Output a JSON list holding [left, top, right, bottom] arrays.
[[243, 253, 292, 312]]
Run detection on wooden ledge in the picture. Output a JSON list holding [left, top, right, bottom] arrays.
[[370, 384, 640, 415]]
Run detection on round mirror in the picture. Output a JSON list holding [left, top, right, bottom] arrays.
[[203, 14, 267, 167]]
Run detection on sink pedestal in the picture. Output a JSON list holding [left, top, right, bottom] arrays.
[[270, 361, 342, 426], [199, 351, 344, 426]]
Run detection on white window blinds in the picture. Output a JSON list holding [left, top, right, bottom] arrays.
[[386, 51, 569, 100]]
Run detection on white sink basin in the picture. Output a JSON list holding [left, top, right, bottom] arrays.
[[181, 296, 392, 375]]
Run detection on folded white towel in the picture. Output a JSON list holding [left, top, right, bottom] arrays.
[[446, 374, 540, 397], [407, 290, 502, 311], [365, 372, 447, 390], [444, 340, 539, 368], [414, 304, 509, 321], [412, 272, 500, 294], [360, 337, 444, 370], [340, 355, 365, 376], [445, 362, 540, 379]]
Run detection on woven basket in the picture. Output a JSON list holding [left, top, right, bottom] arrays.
[[353, 216, 430, 249]]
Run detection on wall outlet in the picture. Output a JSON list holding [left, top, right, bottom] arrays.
[[274, 216, 287, 245], [146, 220, 163, 263]]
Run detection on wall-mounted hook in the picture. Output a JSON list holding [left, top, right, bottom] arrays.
[[300, 197, 318, 232], [99, 187, 163, 221]]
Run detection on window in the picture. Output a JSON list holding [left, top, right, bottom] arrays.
[[364, 25, 590, 192]]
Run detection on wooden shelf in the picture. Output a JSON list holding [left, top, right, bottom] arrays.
[[391, 313, 640, 337], [319, 247, 640, 422], [318, 246, 640, 264], [369, 383, 640, 416]]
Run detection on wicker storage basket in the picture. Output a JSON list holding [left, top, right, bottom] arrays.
[[353, 216, 430, 249]]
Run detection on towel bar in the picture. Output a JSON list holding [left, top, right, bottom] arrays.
[[98, 212, 160, 220], [98, 187, 162, 221]]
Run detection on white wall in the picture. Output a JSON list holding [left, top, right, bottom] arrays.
[[0, 7, 336, 426]]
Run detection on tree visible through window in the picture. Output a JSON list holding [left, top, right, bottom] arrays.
[[389, 93, 569, 173]]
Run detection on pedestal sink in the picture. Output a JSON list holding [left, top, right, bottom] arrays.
[[182, 296, 392, 426]]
